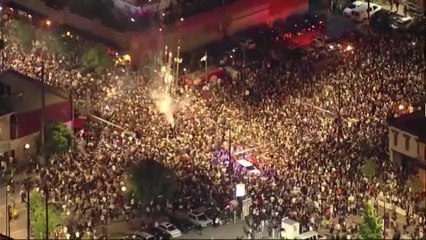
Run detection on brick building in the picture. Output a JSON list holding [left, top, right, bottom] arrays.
[[0, 70, 73, 165], [387, 106, 426, 187]]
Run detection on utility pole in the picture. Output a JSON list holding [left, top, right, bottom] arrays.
[[367, 0, 371, 32], [228, 129, 233, 174], [45, 185, 49, 240], [204, 51, 208, 83], [336, 82, 342, 143], [41, 61, 46, 162], [40, 61, 48, 240], [383, 197, 386, 238], [26, 183, 30, 240], [0, 5, 5, 70], [5, 187, 8, 236], [174, 46, 182, 89]]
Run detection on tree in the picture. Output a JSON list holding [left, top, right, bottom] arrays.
[[361, 158, 376, 179], [9, 19, 35, 49], [360, 203, 383, 240], [81, 45, 113, 72], [128, 159, 178, 206], [42, 29, 76, 57], [44, 122, 75, 157], [29, 191, 62, 239]]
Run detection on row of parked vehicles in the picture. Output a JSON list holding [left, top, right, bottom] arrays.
[[343, 0, 424, 30], [122, 210, 214, 240]]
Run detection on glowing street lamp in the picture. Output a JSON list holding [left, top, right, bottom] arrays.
[[121, 186, 127, 192], [398, 104, 405, 111], [45, 19, 51, 27], [24, 143, 30, 150]]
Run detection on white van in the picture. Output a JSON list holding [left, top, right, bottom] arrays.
[[343, 1, 382, 23], [296, 231, 327, 240], [236, 159, 260, 175]]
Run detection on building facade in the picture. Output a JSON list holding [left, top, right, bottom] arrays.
[[0, 70, 73, 165], [113, 0, 173, 16], [388, 108, 426, 187]]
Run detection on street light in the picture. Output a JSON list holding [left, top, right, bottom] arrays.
[[45, 19, 51, 27], [25, 144, 30, 150], [0, 5, 5, 70], [200, 52, 208, 83], [121, 186, 127, 192]]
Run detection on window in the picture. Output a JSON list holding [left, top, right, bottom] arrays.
[[405, 136, 410, 151], [393, 132, 398, 146]]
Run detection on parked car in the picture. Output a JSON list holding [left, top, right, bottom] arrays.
[[312, 34, 340, 51], [147, 227, 171, 240], [343, 1, 364, 17], [122, 232, 155, 240], [168, 216, 195, 234], [236, 159, 261, 175], [343, 1, 382, 22], [187, 210, 213, 228], [158, 222, 182, 238], [390, 16, 414, 30]]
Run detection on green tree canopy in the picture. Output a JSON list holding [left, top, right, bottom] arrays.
[[30, 190, 62, 239], [44, 122, 75, 157], [361, 158, 376, 179], [360, 202, 383, 240], [128, 159, 178, 206], [40, 28, 77, 58], [82, 45, 113, 72], [9, 19, 35, 49]]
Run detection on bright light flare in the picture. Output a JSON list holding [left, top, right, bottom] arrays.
[[345, 45, 353, 51], [398, 104, 405, 110], [46, 19, 51, 26]]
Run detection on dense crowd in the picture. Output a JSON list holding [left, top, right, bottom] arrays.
[[1, 15, 425, 239]]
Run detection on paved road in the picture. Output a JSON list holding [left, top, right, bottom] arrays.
[[106, 219, 249, 240], [0, 185, 29, 239]]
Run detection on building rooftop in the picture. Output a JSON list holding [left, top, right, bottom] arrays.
[[0, 69, 69, 114], [388, 107, 426, 142], [120, 0, 164, 7]]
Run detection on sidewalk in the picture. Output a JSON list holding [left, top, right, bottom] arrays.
[[380, 1, 406, 16], [0, 171, 38, 239]]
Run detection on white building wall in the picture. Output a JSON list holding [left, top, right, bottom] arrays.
[[388, 126, 422, 160], [10, 132, 39, 165], [388, 126, 426, 187], [0, 113, 12, 141]]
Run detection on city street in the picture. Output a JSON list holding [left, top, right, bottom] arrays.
[[0, 185, 29, 239], [107, 219, 249, 240], [0, 0, 425, 239]]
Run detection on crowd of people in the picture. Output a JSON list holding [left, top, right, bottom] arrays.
[[1, 12, 425, 240]]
